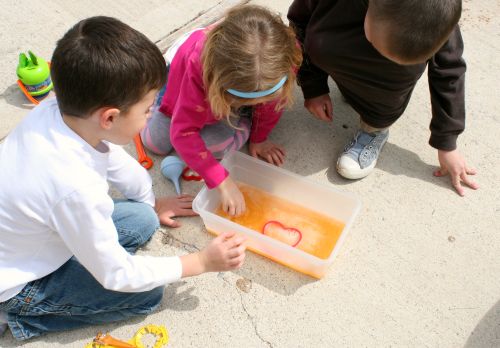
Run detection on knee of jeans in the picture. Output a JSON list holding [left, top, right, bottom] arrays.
[[134, 286, 165, 313], [135, 203, 160, 242]]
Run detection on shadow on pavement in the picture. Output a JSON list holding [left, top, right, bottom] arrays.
[[325, 141, 451, 193], [232, 251, 316, 296], [161, 281, 200, 311], [464, 299, 500, 348], [2, 83, 37, 110]]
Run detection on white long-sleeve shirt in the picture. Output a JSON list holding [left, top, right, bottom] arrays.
[[0, 98, 182, 302]]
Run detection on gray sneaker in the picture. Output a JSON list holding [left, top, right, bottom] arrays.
[[336, 129, 389, 179]]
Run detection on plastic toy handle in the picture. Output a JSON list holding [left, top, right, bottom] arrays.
[[17, 80, 40, 105], [181, 166, 203, 181], [84, 324, 168, 348], [133, 134, 153, 170]]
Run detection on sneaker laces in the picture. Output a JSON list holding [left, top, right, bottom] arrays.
[[343, 130, 388, 169]]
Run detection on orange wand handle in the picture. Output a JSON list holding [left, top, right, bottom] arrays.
[[133, 134, 153, 169], [17, 80, 40, 105]]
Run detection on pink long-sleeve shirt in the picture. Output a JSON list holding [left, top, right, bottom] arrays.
[[159, 29, 283, 189]]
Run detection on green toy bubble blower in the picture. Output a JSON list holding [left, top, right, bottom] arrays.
[[16, 51, 53, 102]]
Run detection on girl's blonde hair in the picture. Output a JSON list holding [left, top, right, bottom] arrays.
[[201, 5, 303, 121]]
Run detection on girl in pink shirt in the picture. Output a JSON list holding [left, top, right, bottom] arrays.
[[141, 5, 302, 216]]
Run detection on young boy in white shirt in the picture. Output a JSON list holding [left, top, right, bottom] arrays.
[[0, 16, 246, 340]]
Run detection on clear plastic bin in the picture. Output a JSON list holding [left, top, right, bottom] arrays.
[[193, 151, 361, 278]]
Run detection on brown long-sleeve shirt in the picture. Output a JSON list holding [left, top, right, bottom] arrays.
[[287, 0, 466, 150]]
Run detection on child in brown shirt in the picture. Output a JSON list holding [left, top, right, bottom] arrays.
[[288, 0, 478, 196]]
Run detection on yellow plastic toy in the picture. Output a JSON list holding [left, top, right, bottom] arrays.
[[85, 324, 168, 348]]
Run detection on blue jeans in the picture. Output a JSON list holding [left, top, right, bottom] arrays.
[[0, 200, 163, 340]]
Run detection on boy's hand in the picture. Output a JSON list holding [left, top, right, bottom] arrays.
[[180, 232, 246, 277], [218, 176, 245, 216], [249, 140, 286, 166], [434, 149, 479, 196], [199, 231, 246, 272], [304, 94, 333, 122], [155, 195, 197, 227]]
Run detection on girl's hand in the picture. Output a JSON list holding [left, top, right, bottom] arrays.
[[154, 194, 197, 227], [218, 176, 245, 216], [249, 140, 286, 166], [434, 149, 479, 196]]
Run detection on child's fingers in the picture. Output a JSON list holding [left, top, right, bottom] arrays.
[[228, 253, 246, 268], [227, 244, 246, 258], [451, 173, 465, 196], [179, 199, 192, 206], [317, 103, 332, 122], [234, 205, 242, 217], [270, 152, 283, 166], [466, 166, 477, 175], [228, 204, 236, 216], [241, 200, 246, 215], [232, 200, 244, 217], [317, 109, 330, 122], [225, 235, 246, 249], [310, 106, 326, 121], [177, 194, 194, 202], [224, 201, 236, 216], [162, 216, 181, 228], [249, 147, 258, 158], [276, 145, 286, 156], [325, 99, 333, 120], [461, 172, 479, 190], [274, 149, 285, 163], [180, 207, 198, 216], [178, 200, 193, 208], [217, 231, 236, 243]]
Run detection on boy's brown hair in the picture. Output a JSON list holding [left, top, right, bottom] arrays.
[[369, 0, 462, 62], [51, 16, 167, 117], [201, 5, 302, 121]]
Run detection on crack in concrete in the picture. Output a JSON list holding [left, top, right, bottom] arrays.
[[220, 274, 273, 347], [160, 231, 200, 252], [154, 0, 251, 46], [154, 2, 220, 44]]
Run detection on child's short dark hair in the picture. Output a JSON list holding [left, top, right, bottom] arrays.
[[51, 16, 167, 117], [370, 0, 462, 62]]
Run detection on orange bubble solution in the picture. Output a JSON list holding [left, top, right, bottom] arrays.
[[216, 183, 345, 259]]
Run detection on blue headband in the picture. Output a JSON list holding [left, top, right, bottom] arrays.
[[226, 76, 287, 99]]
